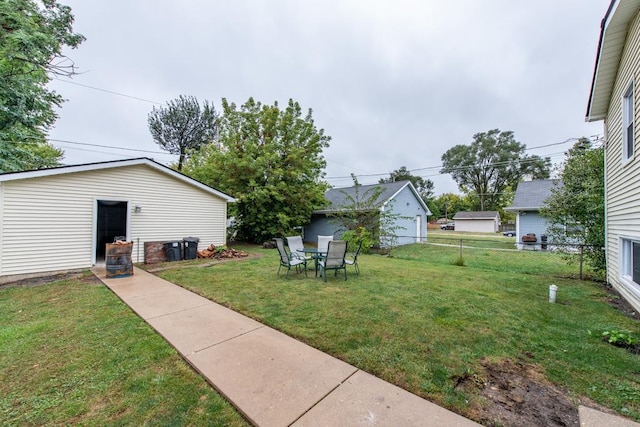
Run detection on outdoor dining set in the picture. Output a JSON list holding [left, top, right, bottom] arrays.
[[274, 235, 362, 281]]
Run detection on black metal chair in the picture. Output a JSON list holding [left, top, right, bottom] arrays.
[[275, 238, 307, 278], [318, 240, 348, 282]]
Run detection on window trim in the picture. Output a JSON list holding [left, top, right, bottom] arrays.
[[622, 80, 634, 162]]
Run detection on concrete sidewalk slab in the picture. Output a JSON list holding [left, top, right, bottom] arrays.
[[188, 326, 358, 427], [292, 370, 475, 426], [147, 303, 265, 356], [94, 266, 483, 427], [579, 406, 640, 427]]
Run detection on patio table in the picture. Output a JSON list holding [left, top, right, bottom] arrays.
[[297, 248, 326, 277]]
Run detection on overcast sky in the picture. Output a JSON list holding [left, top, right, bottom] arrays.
[[49, 0, 610, 194]]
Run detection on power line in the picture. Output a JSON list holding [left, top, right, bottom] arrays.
[[49, 138, 170, 155], [52, 77, 163, 105], [324, 135, 602, 182]]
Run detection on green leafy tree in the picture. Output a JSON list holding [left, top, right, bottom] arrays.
[[379, 166, 434, 201], [0, 0, 84, 172], [148, 95, 218, 171], [330, 174, 407, 255], [540, 139, 605, 273], [440, 129, 551, 211], [183, 97, 330, 243], [432, 193, 471, 220]]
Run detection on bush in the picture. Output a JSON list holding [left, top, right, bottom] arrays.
[[341, 227, 374, 254]]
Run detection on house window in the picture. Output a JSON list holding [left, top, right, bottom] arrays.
[[621, 238, 640, 285], [623, 82, 634, 161]]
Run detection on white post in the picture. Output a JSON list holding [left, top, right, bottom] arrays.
[[549, 284, 558, 303]]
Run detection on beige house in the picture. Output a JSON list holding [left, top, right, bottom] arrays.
[[586, 0, 640, 312], [453, 211, 500, 233], [0, 158, 235, 282]]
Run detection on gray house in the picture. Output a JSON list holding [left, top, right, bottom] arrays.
[[304, 181, 431, 246], [505, 180, 560, 248]]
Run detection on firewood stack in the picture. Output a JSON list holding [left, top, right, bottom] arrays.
[[197, 244, 249, 259]]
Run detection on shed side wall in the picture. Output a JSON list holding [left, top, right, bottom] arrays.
[[0, 164, 228, 277]]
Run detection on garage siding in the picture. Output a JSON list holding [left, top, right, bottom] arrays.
[[0, 164, 228, 276]]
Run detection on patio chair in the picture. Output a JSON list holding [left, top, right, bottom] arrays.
[[317, 235, 333, 255], [345, 240, 362, 275], [275, 238, 307, 278], [286, 235, 311, 261], [318, 240, 348, 282]]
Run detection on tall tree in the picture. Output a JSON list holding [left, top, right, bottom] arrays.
[[148, 95, 218, 171], [540, 138, 605, 273], [183, 97, 330, 243], [379, 166, 434, 201], [440, 129, 551, 211], [0, 0, 84, 172]]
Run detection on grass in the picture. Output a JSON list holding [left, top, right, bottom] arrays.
[[0, 273, 248, 426], [154, 243, 639, 422], [421, 230, 597, 279], [2, 244, 638, 424]]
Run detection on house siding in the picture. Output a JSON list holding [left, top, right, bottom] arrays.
[[303, 215, 342, 243], [516, 211, 551, 245], [604, 9, 640, 312], [304, 183, 428, 246], [386, 185, 427, 245], [0, 164, 228, 277]]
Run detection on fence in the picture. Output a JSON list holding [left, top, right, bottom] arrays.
[[386, 234, 603, 280]]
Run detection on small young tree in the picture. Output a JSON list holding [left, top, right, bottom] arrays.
[[540, 139, 605, 274], [329, 175, 407, 255], [148, 95, 218, 171]]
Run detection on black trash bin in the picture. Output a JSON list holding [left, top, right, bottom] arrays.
[[541, 235, 548, 250], [183, 237, 200, 260], [164, 241, 182, 262]]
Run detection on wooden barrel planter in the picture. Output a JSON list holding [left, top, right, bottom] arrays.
[[105, 242, 134, 277]]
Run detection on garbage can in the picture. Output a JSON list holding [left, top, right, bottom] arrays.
[[163, 241, 182, 262], [183, 237, 200, 260], [541, 235, 548, 250]]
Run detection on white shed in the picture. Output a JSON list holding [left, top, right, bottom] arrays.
[[453, 211, 500, 233], [0, 158, 235, 281]]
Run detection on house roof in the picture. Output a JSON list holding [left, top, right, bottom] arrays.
[[505, 180, 561, 211], [453, 211, 499, 220], [0, 157, 236, 202], [315, 180, 430, 214], [586, 0, 640, 122]]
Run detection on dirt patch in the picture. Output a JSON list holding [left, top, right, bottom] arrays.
[[459, 358, 580, 427], [603, 284, 639, 320], [0, 271, 97, 289]]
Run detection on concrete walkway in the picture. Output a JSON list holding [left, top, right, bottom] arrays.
[[92, 267, 639, 427]]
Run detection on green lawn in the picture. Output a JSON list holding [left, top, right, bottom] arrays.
[[1, 244, 638, 425], [0, 273, 248, 426], [155, 243, 639, 422]]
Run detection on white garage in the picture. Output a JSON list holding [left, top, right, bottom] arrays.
[[0, 158, 235, 282]]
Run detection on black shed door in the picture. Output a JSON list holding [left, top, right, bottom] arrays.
[[96, 201, 128, 260]]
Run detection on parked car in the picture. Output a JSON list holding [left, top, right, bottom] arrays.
[[503, 231, 515, 237], [441, 222, 455, 230]]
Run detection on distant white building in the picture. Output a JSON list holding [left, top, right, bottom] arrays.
[[453, 211, 500, 233]]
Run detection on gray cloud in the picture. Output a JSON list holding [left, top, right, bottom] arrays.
[[49, 0, 608, 194]]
